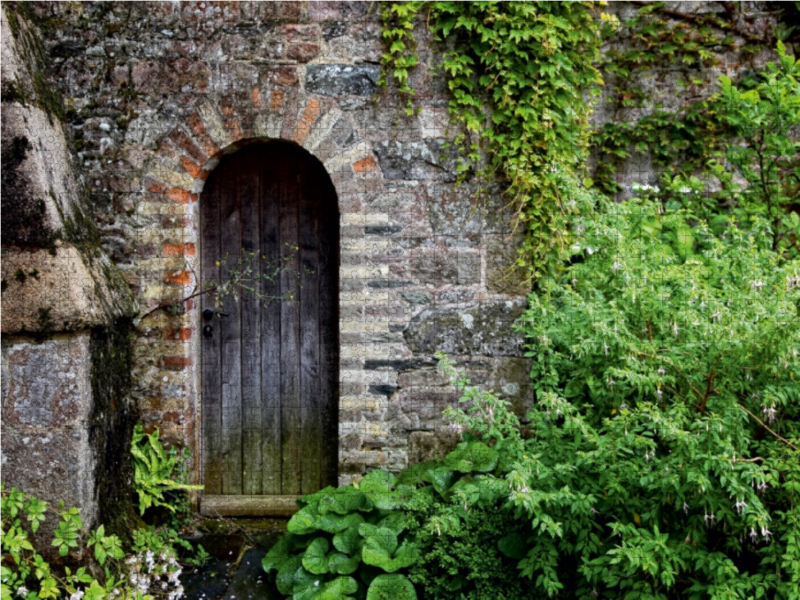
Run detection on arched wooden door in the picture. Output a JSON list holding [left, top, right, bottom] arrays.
[[200, 142, 339, 515]]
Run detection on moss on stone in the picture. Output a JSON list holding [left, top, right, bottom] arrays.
[[89, 319, 139, 543], [3, 1, 66, 122]]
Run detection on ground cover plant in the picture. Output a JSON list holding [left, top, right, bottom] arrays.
[[0, 428, 207, 600]]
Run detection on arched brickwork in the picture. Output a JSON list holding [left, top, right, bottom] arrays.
[[139, 93, 380, 487]]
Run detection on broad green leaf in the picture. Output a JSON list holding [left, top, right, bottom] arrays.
[[366, 574, 417, 600]]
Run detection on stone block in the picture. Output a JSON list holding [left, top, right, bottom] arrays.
[[408, 431, 459, 465], [486, 234, 530, 296], [373, 140, 458, 182], [306, 64, 381, 97], [404, 300, 527, 356]]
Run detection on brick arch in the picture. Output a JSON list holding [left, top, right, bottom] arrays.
[[142, 94, 377, 206]]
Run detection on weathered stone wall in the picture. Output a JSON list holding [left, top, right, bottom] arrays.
[[1, 2, 138, 531], [28, 0, 532, 486], [7, 1, 784, 499]]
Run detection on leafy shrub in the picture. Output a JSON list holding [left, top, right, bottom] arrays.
[[406, 506, 527, 600], [624, 43, 800, 259], [0, 486, 191, 600], [515, 197, 800, 597], [131, 424, 202, 519]]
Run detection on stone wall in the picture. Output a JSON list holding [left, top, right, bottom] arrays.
[[1, 2, 138, 532], [17, 1, 781, 494], [27, 0, 532, 487]]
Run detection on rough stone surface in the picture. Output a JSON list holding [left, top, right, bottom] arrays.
[[0, 334, 97, 528], [1, 5, 137, 533], [404, 301, 527, 356], [408, 430, 460, 465], [374, 140, 458, 182], [305, 64, 381, 97]]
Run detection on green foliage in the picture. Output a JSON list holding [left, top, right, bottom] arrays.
[[267, 194, 800, 597], [131, 423, 202, 518], [381, 1, 604, 280], [0, 486, 190, 600], [515, 198, 800, 597], [710, 42, 800, 256], [262, 474, 419, 599], [591, 5, 799, 260]]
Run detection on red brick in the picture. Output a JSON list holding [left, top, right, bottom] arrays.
[[270, 89, 285, 111], [165, 187, 196, 204], [251, 86, 262, 108], [163, 242, 196, 257], [145, 178, 168, 194], [162, 356, 192, 371], [219, 97, 243, 142], [163, 327, 193, 341], [186, 113, 221, 157], [163, 270, 192, 285], [353, 156, 377, 173], [169, 128, 209, 164], [180, 155, 203, 178]]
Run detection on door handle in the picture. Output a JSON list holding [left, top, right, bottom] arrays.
[[203, 324, 214, 338]]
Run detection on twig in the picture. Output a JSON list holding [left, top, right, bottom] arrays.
[[739, 404, 798, 451], [137, 286, 218, 323]]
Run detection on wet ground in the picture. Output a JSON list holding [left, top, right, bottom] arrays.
[[180, 518, 287, 600]]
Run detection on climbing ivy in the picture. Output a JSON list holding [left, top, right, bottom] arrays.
[[382, 1, 799, 274], [381, 1, 606, 281]]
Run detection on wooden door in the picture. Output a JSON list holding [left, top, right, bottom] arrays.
[[200, 143, 339, 515]]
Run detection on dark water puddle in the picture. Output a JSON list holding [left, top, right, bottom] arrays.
[[181, 522, 287, 600]]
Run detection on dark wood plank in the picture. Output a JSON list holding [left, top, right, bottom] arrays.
[[299, 156, 322, 494], [313, 165, 340, 489], [220, 158, 243, 495], [280, 149, 303, 495], [259, 149, 283, 495], [239, 150, 262, 495], [201, 166, 223, 495]]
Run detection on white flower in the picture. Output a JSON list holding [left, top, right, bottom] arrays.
[[678, 186, 692, 194], [657, 367, 666, 376], [749, 527, 758, 542], [704, 512, 716, 527], [734, 498, 748, 515], [682, 502, 689, 515], [16, 587, 29, 598], [672, 322, 679, 338], [69, 591, 84, 600], [612, 261, 622, 271], [762, 405, 777, 424], [761, 527, 772, 541], [749, 280, 765, 291]]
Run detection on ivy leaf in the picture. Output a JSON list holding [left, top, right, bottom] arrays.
[[288, 504, 320, 535]]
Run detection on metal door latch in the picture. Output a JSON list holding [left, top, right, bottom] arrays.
[[202, 308, 229, 338]]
